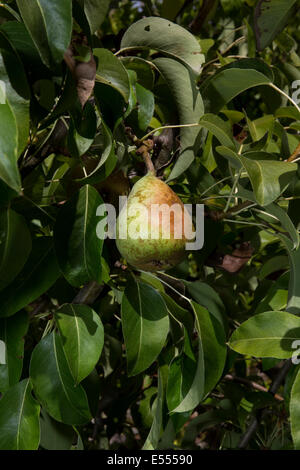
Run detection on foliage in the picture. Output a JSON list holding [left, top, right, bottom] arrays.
[[0, 0, 300, 451]]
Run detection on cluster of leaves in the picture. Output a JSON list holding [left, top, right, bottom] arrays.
[[0, 0, 300, 451]]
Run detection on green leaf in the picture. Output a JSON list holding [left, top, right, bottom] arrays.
[[258, 255, 289, 280], [30, 332, 92, 425], [16, 0, 72, 67], [54, 185, 105, 287], [94, 48, 130, 102], [121, 278, 169, 376], [161, 292, 194, 336], [121, 57, 155, 90], [264, 202, 299, 250], [0, 208, 32, 291], [121, 17, 204, 75], [229, 311, 300, 358], [0, 379, 40, 450], [0, 27, 30, 99], [0, 69, 21, 191], [153, 58, 204, 181], [39, 408, 75, 450], [185, 281, 227, 330], [217, 146, 297, 206], [284, 244, 300, 315], [254, 0, 298, 51], [75, 119, 116, 185], [290, 367, 300, 449], [201, 67, 272, 114], [83, 0, 110, 34], [166, 353, 197, 412], [0, 237, 60, 318], [143, 366, 168, 450], [0, 52, 29, 160], [0, 21, 42, 68], [242, 157, 297, 206], [135, 83, 155, 131], [55, 303, 104, 384], [199, 114, 236, 150], [0, 311, 29, 392], [68, 102, 97, 158], [173, 303, 226, 413]]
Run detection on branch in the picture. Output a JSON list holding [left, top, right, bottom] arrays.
[[189, 0, 217, 34], [20, 119, 68, 178], [72, 281, 104, 305], [224, 374, 284, 402], [237, 359, 292, 449]]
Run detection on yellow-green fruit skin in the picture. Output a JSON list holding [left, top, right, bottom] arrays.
[[116, 173, 194, 272]]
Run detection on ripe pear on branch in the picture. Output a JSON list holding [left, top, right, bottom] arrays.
[[116, 140, 195, 272]]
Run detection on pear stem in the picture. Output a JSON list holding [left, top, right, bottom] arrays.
[[136, 139, 156, 175]]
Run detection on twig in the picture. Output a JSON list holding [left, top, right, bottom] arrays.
[[136, 139, 155, 174], [287, 142, 300, 163], [238, 359, 292, 449], [223, 374, 284, 402], [72, 281, 104, 305]]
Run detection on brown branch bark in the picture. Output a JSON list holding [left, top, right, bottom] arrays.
[[72, 281, 104, 305], [224, 374, 284, 402], [189, 0, 217, 34]]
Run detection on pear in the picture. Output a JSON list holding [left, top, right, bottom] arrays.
[[116, 172, 194, 272]]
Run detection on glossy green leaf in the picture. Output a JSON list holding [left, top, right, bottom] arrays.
[[0, 311, 29, 392], [39, 408, 75, 450], [121, 278, 169, 376], [201, 68, 272, 114], [199, 114, 236, 150], [121, 17, 204, 75], [229, 311, 300, 358], [185, 281, 227, 330], [284, 244, 300, 315], [290, 367, 300, 449], [173, 302, 226, 413], [161, 292, 194, 336], [0, 379, 40, 450], [0, 21, 42, 67], [240, 157, 297, 206], [94, 48, 130, 102], [16, 0, 72, 67], [0, 27, 30, 99], [55, 303, 104, 384], [217, 146, 297, 205], [83, 0, 110, 34], [54, 185, 105, 287], [166, 353, 197, 412], [143, 366, 168, 450], [121, 57, 155, 90], [153, 58, 204, 181], [30, 332, 91, 425], [0, 52, 29, 162], [258, 255, 289, 280], [135, 83, 155, 131], [75, 120, 116, 185], [254, 0, 298, 51], [0, 237, 60, 318], [0, 67, 20, 191], [264, 202, 299, 250], [0, 208, 32, 291], [68, 102, 97, 158]]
